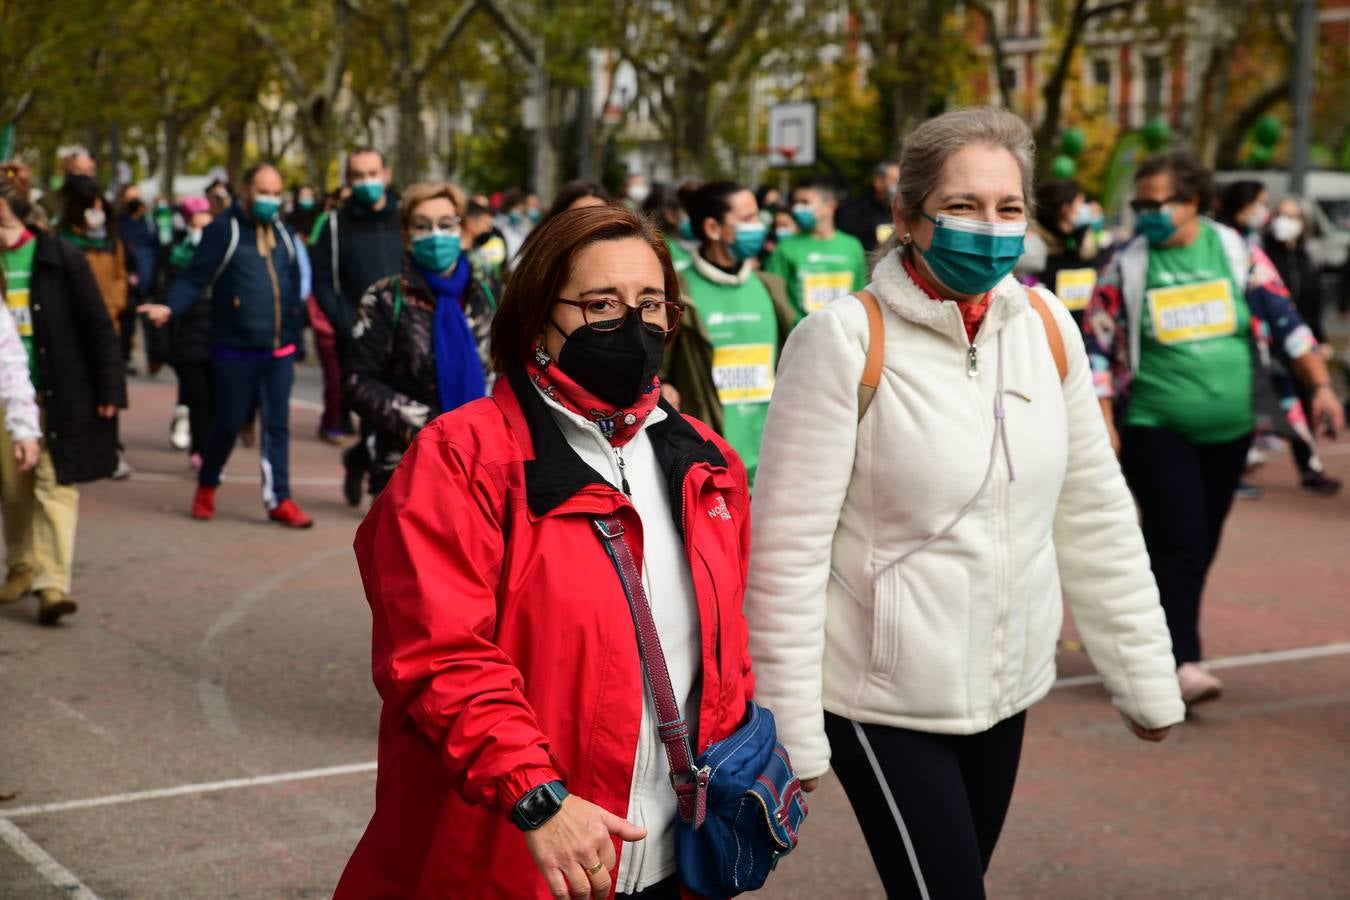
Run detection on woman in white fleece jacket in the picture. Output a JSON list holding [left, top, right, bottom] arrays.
[[0, 287, 42, 472], [744, 107, 1184, 898]]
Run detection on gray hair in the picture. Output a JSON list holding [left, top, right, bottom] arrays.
[[869, 106, 1037, 273]]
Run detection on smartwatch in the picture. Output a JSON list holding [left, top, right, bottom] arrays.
[[511, 780, 569, 831]]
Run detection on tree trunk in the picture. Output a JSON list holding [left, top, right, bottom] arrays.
[[395, 75, 423, 183], [226, 111, 247, 185], [160, 117, 180, 201], [1215, 77, 1292, 169]]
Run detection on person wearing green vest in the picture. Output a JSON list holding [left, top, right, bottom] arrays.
[[1084, 151, 1344, 706], [640, 183, 695, 274], [663, 181, 793, 487], [765, 178, 868, 322]]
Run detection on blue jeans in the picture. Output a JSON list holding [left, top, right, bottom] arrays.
[[200, 350, 294, 508]]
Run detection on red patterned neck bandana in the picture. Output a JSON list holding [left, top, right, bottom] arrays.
[[524, 344, 662, 447]]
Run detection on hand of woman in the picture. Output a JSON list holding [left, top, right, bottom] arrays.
[[13, 438, 39, 473], [1124, 715, 1171, 743], [141, 304, 172, 327], [660, 382, 682, 410], [524, 794, 646, 899], [1309, 384, 1343, 440], [97, 404, 118, 419]]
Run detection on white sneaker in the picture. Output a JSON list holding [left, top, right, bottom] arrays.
[[1177, 662, 1222, 706], [112, 452, 133, 481], [170, 405, 191, 451]]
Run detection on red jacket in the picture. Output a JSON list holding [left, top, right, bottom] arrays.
[[336, 368, 756, 899]]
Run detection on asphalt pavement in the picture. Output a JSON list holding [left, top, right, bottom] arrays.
[[1, 347, 1347, 899]]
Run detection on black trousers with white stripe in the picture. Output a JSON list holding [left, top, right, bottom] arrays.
[[824, 710, 1026, 899]]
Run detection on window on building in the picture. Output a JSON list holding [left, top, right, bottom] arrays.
[[1094, 59, 1111, 88], [1144, 55, 1165, 122]]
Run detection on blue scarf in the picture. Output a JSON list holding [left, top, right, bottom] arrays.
[[416, 258, 485, 414]]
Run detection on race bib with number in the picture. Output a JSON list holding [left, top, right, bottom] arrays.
[[1147, 278, 1237, 346], [5, 290, 32, 337], [712, 343, 774, 405], [1054, 268, 1097, 311], [801, 270, 854, 314]]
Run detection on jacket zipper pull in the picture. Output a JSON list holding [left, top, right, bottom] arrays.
[[614, 447, 632, 496], [967, 344, 979, 378]]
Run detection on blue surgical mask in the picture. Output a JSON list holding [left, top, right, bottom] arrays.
[[677, 218, 694, 241], [353, 180, 385, 207], [1136, 209, 1176, 246], [1073, 205, 1095, 229], [526, 208, 541, 225], [775, 227, 796, 241], [917, 213, 1027, 295], [791, 204, 816, 232], [730, 222, 767, 261], [298, 197, 317, 211], [411, 231, 462, 273], [251, 196, 281, 223]]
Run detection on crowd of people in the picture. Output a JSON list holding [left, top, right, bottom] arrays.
[[0, 102, 1346, 898]]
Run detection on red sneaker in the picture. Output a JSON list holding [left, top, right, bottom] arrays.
[[192, 485, 216, 520], [268, 498, 314, 529]]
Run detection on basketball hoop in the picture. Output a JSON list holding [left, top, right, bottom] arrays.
[[760, 146, 799, 164]]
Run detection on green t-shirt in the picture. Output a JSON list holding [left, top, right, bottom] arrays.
[[1126, 222, 1253, 444], [683, 266, 779, 488], [764, 230, 868, 321], [665, 236, 693, 274], [1, 235, 40, 391]]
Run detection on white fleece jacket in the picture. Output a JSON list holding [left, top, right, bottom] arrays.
[[744, 250, 1184, 780]]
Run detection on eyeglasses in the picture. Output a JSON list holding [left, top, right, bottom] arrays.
[[1130, 196, 1178, 215], [555, 297, 683, 334], [410, 217, 461, 237]]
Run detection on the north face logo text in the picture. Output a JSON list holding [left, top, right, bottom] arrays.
[[707, 496, 732, 521]]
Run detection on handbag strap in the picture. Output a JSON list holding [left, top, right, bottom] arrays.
[[593, 517, 706, 826]]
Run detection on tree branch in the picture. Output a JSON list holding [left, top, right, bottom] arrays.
[[412, 0, 481, 81], [967, 0, 1013, 110], [477, 0, 539, 68]]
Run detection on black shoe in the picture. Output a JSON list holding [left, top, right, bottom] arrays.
[[342, 446, 364, 507], [1301, 471, 1342, 496]]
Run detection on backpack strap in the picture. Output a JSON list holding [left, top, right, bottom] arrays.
[[1024, 285, 1068, 383], [206, 217, 240, 299], [856, 289, 885, 421]]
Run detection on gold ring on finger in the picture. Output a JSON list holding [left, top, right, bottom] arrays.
[[585, 860, 605, 876]]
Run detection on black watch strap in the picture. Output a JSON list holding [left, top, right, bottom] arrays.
[[511, 780, 569, 831]]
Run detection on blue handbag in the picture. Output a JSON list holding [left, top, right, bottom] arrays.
[[595, 518, 807, 899]]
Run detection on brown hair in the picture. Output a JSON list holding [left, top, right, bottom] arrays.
[[489, 205, 680, 372], [1136, 150, 1214, 214], [399, 181, 468, 235]]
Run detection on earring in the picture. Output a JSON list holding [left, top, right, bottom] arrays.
[[900, 233, 912, 245]]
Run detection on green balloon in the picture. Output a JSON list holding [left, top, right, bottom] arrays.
[[1248, 144, 1274, 167], [1252, 115, 1283, 148], [1060, 127, 1086, 159], [1050, 155, 1077, 179], [1142, 117, 1171, 150]]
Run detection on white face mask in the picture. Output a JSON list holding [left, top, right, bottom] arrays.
[[1270, 215, 1303, 244], [1243, 203, 1269, 230], [626, 183, 650, 204], [85, 207, 107, 229]]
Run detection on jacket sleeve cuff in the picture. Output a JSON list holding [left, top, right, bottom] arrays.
[[497, 765, 565, 814]]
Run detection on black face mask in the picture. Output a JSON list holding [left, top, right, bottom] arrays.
[[552, 313, 665, 408]]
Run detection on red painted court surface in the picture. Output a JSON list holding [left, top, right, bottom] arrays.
[[2, 365, 1347, 899]]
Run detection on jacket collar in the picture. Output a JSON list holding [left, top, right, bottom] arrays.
[[342, 192, 401, 223], [690, 249, 753, 286], [32, 229, 63, 266], [868, 247, 1029, 346], [501, 367, 725, 519]]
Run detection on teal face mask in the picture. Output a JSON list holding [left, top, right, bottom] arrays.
[[775, 227, 797, 241], [730, 222, 767, 261], [251, 196, 282, 224], [917, 213, 1027, 295], [791, 204, 816, 232], [298, 197, 317, 211], [526, 208, 541, 225], [411, 231, 462, 273], [677, 218, 694, 241], [1136, 209, 1176, 246], [353, 180, 385, 207]]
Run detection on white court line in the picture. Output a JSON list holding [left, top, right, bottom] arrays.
[[0, 762, 376, 821], [1053, 641, 1350, 689], [0, 817, 101, 898], [4, 643, 1347, 824]]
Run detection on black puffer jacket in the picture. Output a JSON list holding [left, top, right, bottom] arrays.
[[30, 232, 127, 483], [345, 252, 498, 446]]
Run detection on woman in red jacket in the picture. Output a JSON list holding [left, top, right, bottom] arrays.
[[337, 205, 756, 900]]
